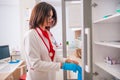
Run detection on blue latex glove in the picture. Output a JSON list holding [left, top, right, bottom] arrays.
[[61, 62, 77, 72], [76, 65, 82, 80], [61, 62, 82, 80]]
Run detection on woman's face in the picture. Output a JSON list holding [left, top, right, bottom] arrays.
[[43, 10, 54, 28]]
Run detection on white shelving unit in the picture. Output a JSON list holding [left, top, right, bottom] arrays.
[[95, 62, 120, 79], [93, 13, 120, 24], [94, 41, 120, 48], [92, 0, 120, 80]]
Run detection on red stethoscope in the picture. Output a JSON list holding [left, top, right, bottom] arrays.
[[35, 27, 55, 61]]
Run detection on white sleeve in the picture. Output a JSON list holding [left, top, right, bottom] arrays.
[[24, 31, 61, 72], [55, 54, 66, 63]]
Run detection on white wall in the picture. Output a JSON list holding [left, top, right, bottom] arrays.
[[20, 0, 35, 59], [0, 0, 35, 56], [0, 0, 20, 51], [50, 6, 62, 44]]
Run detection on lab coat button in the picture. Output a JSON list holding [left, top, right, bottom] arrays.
[[49, 52, 53, 57]]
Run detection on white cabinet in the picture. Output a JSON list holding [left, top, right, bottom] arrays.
[[92, 0, 120, 80], [67, 3, 82, 28]]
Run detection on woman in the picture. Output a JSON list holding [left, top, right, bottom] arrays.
[[24, 2, 78, 80]]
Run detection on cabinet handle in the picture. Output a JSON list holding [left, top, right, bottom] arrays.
[[85, 28, 91, 73]]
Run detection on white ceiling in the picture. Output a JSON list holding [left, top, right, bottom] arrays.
[[0, 0, 19, 5], [36, 0, 61, 6], [35, 0, 81, 6]]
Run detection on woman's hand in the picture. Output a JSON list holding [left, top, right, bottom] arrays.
[[65, 59, 79, 65], [60, 62, 63, 69]]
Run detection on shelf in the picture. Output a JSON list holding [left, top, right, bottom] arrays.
[[93, 13, 120, 24], [94, 41, 120, 48], [95, 62, 120, 79], [71, 27, 82, 31]]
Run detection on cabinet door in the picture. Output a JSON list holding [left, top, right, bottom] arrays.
[[62, 0, 83, 80], [82, 0, 93, 80]]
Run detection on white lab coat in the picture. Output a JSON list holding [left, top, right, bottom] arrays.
[[24, 29, 65, 80]]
